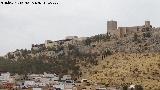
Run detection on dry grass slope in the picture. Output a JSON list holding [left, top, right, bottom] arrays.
[[85, 53, 160, 90]]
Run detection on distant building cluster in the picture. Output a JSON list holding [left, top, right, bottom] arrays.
[[0, 71, 73, 89], [107, 20, 152, 37], [0, 72, 143, 90], [32, 36, 87, 51]]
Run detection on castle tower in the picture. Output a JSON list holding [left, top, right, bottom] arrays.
[[145, 21, 150, 27], [107, 20, 117, 35]]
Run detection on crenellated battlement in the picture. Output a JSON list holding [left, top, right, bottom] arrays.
[[107, 20, 152, 37]]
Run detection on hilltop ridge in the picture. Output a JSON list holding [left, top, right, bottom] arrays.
[[1, 21, 160, 89]]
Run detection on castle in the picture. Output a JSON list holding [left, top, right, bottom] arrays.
[[107, 20, 151, 37]]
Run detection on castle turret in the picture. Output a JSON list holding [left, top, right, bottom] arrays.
[[107, 20, 117, 31], [107, 20, 118, 35], [145, 21, 150, 27]]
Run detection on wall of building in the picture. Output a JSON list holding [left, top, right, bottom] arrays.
[[126, 26, 139, 34], [145, 21, 150, 27], [107, 21, 150, 37], [45, 40, 58, 48], [66, 36, 78, 40], [118, 27, 127, 37], [107, 21, 117, 35], [118, 26, 140, 37]]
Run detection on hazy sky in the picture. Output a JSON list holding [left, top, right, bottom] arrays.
[[0, 0, 160, 56]]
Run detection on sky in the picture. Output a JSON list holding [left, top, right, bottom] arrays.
[[0, 0, 160, 56]]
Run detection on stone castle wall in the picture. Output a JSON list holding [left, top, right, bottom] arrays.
[[107, 21, 150, 37]]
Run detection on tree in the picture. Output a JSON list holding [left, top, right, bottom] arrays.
[[68, 44, 75, 50], [143, 32, 152, 38], [106, 33, 111, 40], [122, 85, 128, 90], [135, 85, 143, 90], [133, 33, 138, 41], [84, 38, 91, 46]]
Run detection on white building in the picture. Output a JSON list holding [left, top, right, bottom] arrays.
[[61, 75, 72, 81], [53, 82, 75, 90], [39, 72, 59, 84], [27, 73, 59, 85], [66, 36, 78, 40], [35, 82, 46, 87], [32, 88, 42, 90], [43, 72, 59, 80], [45, 40, 58, 48], [27, 74, 42, 81], [24, 81, 35, 87], [77, 37, 88, 41], [0, 72, 11, 82]]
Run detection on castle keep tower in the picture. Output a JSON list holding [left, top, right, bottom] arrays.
[[107, 20, 152, 38], [145, 21, 150, 27], [107, 20, 117, 31], [107, 20, 118, 35]]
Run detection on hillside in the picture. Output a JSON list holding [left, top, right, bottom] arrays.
[[84, 53, 160, 90], [1, 25, 160, 89]]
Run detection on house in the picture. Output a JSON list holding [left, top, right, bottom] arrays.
[[35, 82, 46, 87], [40, 73, 59, 85], [27, 74, 42, 81], [23, 81, 35, 88], [61, 75, 72, 81], [27, 73, 59, 85], [66, 36, 78, 40], [53, 82, 75, 90], [1, 82, 15, 89], [0, 72, 11, 82], [53, 82, 65, 90], [32, 88, 42, 90], [43, 72, 59, 81]]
